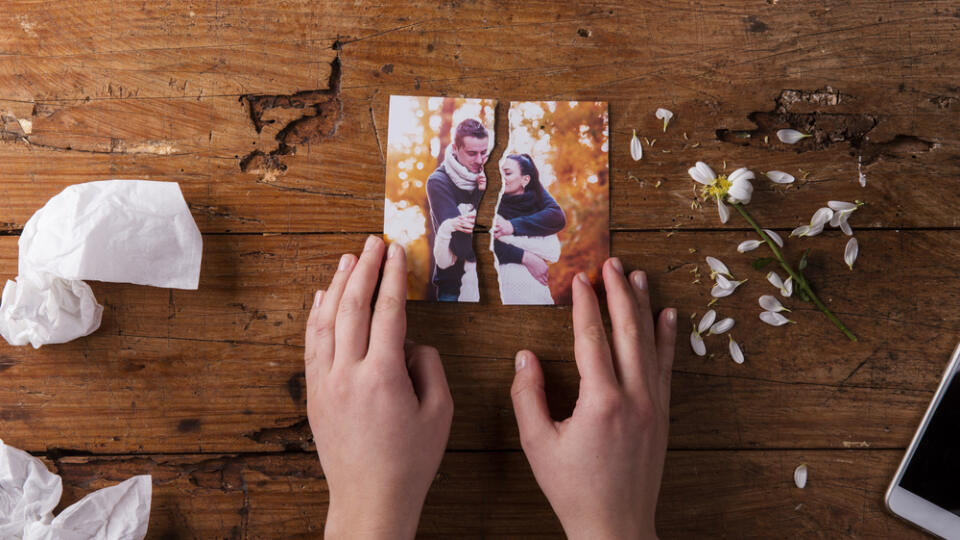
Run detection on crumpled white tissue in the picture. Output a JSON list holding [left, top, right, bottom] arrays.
[[0, 180, 202, 348], [0, 439, 151, 540]]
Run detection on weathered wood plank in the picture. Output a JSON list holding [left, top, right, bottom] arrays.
[[37, 450, 922, 538]]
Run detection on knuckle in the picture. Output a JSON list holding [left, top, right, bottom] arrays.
[[580, 322, 608, 345], [336, 295, 368, 319], [374, 293, 404, 315], [620, 321, 643, 342], [593, 389, 624, 418]]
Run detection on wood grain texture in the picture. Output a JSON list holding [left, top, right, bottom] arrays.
[[2, 0, 958, 537]]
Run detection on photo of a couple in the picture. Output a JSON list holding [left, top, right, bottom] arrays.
[[383, 96, 608, 305]]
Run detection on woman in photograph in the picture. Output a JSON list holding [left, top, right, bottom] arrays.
[[492, 153, 566, 305]]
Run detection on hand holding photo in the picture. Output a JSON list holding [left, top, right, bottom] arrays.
[[383, 95, 496, 302], [491, 101, 609, 305]]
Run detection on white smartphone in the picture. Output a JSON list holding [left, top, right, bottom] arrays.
[[885, 341, 960, 539]]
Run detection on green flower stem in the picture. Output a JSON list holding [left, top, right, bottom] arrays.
[[731, 202, 858, 342]]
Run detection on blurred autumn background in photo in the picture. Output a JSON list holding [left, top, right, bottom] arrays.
[[383, 96, 496, 300], [497, 101, 609, 305]]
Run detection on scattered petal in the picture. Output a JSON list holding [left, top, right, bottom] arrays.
[[839, 219, 853, 236], [810, 207, 834, 228], [783, 277, 793, 298], [790, 225, 811, 237], [845, 237, 859, 270], [738, 239, 762, 253], [794, 464, 808, 488], [709, 317, 735, 335], [760, 311, 791, 326], [706, 256, 731, 278], [759, 294, 790, 312], [777, 129, 811, 144], [729, 336, 744, 364], [698, 310, 717, 334], [711, 284, 736, 298], [767, 271, 784, 289], [765, 170, 795, 184], [656, 108, 674, 132], [717, 197, 731, 223], [631, 130, 643, 161], [828, 200, 857, 212], [690, 331, 706, 356], [763, 229, 784, 247]]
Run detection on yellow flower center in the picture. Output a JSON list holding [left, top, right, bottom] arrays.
[[700, 174, 731, 200]]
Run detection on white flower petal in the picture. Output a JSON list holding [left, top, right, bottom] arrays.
[[840, 219, 853, 236], [845, 237, 859, 270], [698, 310, 717, 334], [828, 200, 857, 212], [706, 256, 731, 278], [829, 213, 841, 227], [783, 277, 793, 298], [760, 311, 791, 326], [794, 464, 808, 488], [765, 170, 795, 184], [715, 274, 733, 289], [729, 336, 744, 364], [726, 177, 754, 205], [709, 317, 735, 335], [767, 271, 784, 289], [656, 108, 673, 131], [759, 294, 789, 312], [763, 229, 784, 247], [695, 162, 716, 184], [777, 129, 810, 144], [727, 167, 756, 184], [630, 130, 643, 161], [690, 331, 706, 356], [806, 223, 825, 237], [738, 240, 762, 253], [790, 225, 810, 237], [711, 284, 737, 298], [811, 207, 835, 228], [717, 197, 731, 223]]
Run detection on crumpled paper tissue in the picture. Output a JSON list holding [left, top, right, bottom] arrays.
[[0, 180, 202, 348], [0, 439, 151, 540]]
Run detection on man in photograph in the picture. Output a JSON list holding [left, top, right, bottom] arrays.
[[426, 118, 489, 301]]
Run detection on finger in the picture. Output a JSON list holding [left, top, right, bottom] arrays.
[[654, 308, 678, 410], [305, 289, 328, 381], [406, 343, 454, 417], [369, 243, 408, 362], [334, 235, 386, 363], [602, 259, 652, 386], [311, 253, 358, 370], [511, 350, 557, 447], [537, 271, 549, 286], [572, 272, 617, 387]]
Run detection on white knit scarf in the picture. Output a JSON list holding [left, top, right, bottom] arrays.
[[443, 144, 480, 191]]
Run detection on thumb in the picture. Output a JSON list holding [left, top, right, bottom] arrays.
[[510, 350, 555, 446]]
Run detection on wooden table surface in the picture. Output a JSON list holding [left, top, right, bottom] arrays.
[[2, 1, 958, 537]]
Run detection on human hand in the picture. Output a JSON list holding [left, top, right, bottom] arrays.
[[521, 251, 550, 286], [510, 258, 678, 540], [443, 213, 476, 234], [305, 236, 454, 540], [493, 215, 515, 239]]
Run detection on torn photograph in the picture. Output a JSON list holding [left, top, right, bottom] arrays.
[[383, 95, 497, 301], [491, 101, 609, 305]]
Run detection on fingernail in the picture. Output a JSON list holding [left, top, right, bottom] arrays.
[[632, 271, 647, 290], [666, 308, 677, 324], [338, 254, 353, 271], [577, 272, 590, 285], [313, 290, 324, 308], [388, 243, 404, 259], [364, 235, 380, 252], [610, 257, 624, 273], [515, 351, 527, 371]]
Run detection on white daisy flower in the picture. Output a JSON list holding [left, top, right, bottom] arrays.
[[760, 311, 792, 326], [791, 207, 835, 237], [729, 336, 744, 364], [765, 170, 795, 184], [766, 271, 793, 297], [828, 200, 860, 236], [759, 294, 790, 312], [656, 108, 674, 132], [631, 129, 643, 161], [844, 237, 859, 270], [777, 129, 811, 144], [688, 162, 755, 223]]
